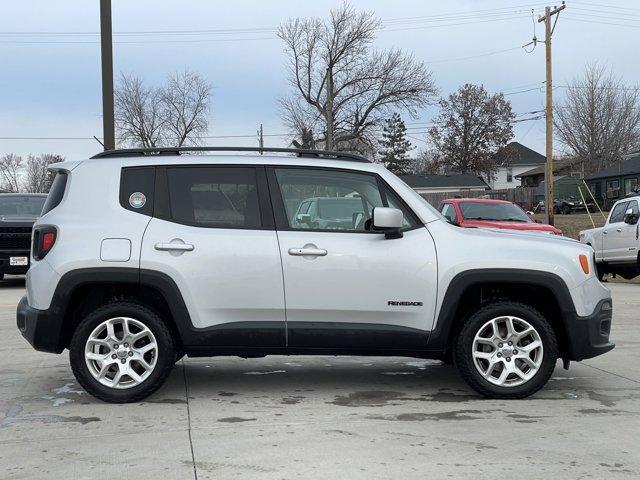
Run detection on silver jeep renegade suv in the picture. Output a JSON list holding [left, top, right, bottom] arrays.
[[17, 147, 614, 403]]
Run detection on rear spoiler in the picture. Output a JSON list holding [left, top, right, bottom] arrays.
[[48, 160, 83, 172]]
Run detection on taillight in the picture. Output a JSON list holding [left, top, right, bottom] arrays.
[[32, 227, 57, 260]]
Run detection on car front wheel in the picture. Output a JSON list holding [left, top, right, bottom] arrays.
[[70, 302, 175, 403], [454, 301, 558, 399]]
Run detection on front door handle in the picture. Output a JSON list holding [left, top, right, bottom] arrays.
[[616, 228, 622, 232], [288, 247, 327, 257], [155, 242, 194, 252]]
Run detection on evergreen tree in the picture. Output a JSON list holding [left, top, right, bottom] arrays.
[[378, 113, 414, 174]]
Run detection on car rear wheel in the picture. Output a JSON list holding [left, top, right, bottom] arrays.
[[454, 301, 558, 399], [70, 302, 175, 403]]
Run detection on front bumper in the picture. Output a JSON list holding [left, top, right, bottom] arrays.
[[565, 298, 614, 361], [16, 295, 64, 353]]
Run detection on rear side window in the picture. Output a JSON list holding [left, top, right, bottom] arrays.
[[165, 167, 261, 229], [120, 167, 155, 216], [41, 172, 68, 215]]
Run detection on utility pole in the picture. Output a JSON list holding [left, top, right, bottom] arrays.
[[325, 68, 334, 150], [257, 124, 264, 153], [538, 2, 565, 226], [100, 0, 115, 151]]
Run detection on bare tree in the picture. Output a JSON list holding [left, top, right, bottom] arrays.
[[25, 154, 62, 193], [0, 154, 23, 193], [278, 3, 437, 152], [115, 70, 211, 147], [428, 84, 515, 179], [410, 150, 443, 174], [554, 64, 640, 174], [161, 71, 211, 146], [115, 73, 165, 148]]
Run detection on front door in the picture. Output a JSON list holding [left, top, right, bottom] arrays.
[[604, 199, 639, 262], [140, 165, 285, 347], [268, 166, 437, 350], [603, 200, 631, 262]]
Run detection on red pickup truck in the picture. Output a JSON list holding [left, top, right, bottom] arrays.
[[438, 198, 562, 235]]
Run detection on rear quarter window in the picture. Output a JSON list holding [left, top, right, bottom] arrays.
[[41, 172, 68, 215], [120, 167, 155, 216]]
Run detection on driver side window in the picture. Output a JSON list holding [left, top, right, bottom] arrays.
[[609, 201, 629, 224]]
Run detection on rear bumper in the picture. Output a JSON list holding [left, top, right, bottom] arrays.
[[565, 298, 614, 361], [16, 295, 64, 353]]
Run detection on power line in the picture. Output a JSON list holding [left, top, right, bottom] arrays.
[[563, 16, 640, 28], [0, 36, 276, 45], [555, 84, 640, 91], [0, 133, 294, 141], [383, 3, 548, 22], [571, 1, 640, 13], [571, 6, 640, 19], [423, 46, 523, 64], [0, 6, 545, 45]]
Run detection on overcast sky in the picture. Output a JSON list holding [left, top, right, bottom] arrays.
[[1, 0, 638, 161]]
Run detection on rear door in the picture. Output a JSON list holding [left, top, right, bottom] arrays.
[[140, 165, 285, 347], [268, 166, 438, 350]]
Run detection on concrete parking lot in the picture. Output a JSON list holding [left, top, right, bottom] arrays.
[[1, 278, 638, 479]]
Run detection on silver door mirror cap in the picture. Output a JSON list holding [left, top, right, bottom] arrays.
[[372, 207, 403, 230]]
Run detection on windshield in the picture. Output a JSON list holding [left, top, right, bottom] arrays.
[[460, 202, 531, 222], [0, 196, 46, 217]]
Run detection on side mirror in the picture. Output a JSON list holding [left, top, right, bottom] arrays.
[[372, 207, 403, 239], [624, 208, 639, 225]]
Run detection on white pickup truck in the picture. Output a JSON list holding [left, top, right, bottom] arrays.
[[580, 195, 640, 279]]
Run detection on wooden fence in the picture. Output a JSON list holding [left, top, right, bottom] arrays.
[[419, 187, 539, 210]]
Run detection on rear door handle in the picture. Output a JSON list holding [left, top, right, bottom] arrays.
[[155, 242, 194, 252], [616, 228, 622, 232], [288, 247, 327, 257]]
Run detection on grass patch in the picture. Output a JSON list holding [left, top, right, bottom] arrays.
[[532, 212, 607, 240]]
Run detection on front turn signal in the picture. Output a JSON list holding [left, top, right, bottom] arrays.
[[579, 254, 590, 275]]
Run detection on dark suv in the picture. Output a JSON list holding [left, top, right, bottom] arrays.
[[0, 193, 47, 279]]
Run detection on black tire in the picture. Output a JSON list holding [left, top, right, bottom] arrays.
[[454, 301, 558, 399], [0, 273, 4, 281], [70, 301, 175, 403]]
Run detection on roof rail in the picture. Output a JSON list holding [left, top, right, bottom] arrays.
[[90, 146, 371, 163]]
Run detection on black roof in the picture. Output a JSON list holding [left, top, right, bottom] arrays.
[[399, 174, 490, 189], [586, 153, 640, 180], [493, 142, 546, 166]]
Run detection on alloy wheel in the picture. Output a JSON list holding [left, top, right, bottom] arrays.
[[84, 317, 158, 389], [471, 315, 544, 387]]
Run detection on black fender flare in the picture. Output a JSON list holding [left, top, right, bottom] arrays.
[[426, 269, 576, 352]]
